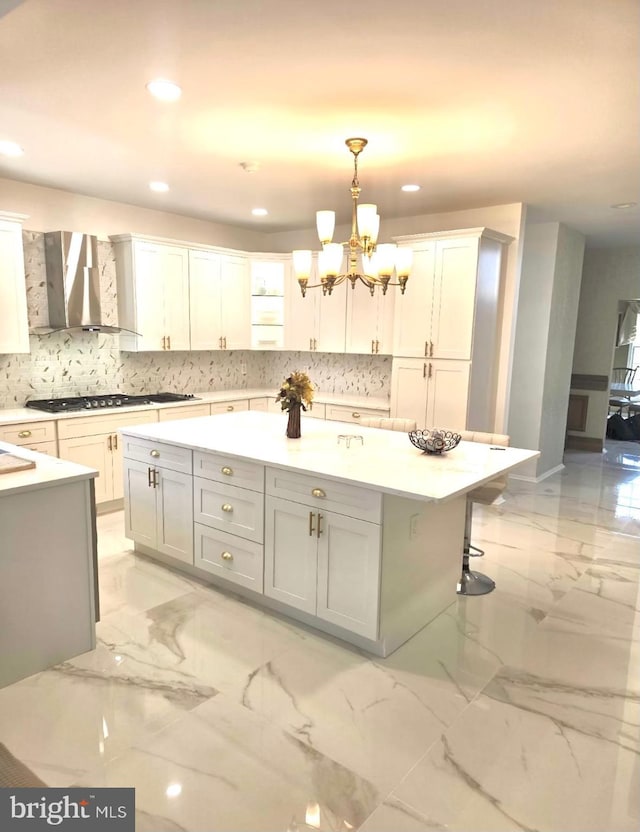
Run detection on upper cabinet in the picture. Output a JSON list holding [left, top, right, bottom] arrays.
[[285, 255, 347, 352], [112, 236, 190, 352], [250, 256, 286, 350], [190, 249, 250, 351], [345, 283, 395, 355], [392, 229, 509, 361], [0, 212, 29, 354]]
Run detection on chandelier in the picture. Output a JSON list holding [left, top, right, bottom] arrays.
[[292, 138, 412, 297]]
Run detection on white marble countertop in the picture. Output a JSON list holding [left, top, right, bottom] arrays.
[[0, 441, 98, 497], [121, 411, 539, 503], [0, 389, 390, 426]]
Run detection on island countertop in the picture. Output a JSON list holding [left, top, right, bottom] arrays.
[[0, 441, 98, 497], [120, 411, 539, 502]]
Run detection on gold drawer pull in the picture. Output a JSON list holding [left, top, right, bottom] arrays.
[[227, 405, 234, 411], [222, 503, 233, 513], [221, 551, 233, 561], [311, 488, 326, 499], [352, 412, 361, 419], [150, 449, 160, 458], [221, 466, 233, 476], [18, 430, 32, 438]]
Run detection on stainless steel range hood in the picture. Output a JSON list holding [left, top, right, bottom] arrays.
[[35, 231, 135, 335]]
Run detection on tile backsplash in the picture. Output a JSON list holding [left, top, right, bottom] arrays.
[[0, 232, 391, 408]]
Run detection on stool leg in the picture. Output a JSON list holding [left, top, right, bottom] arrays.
[[457, 501, 496, 596]]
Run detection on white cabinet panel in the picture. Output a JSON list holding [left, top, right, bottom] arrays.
[[210, 399, 249, 416], [346, 285, 395, 355], [286, 267, 347, 353], [158, 404, 211, 422], [431, 238, 478, 360], [264, 496, 318, 614], [189, 249, 222, 350], [221, 254, 251, 350], [124, 458, 157, 547], [0, 420, 56, 445], [194, 477, 264, 544], [194, 523, 263, 591], [0, 215, 29, 354], [391, 357, 470, 430], [392, 243, 436, 358], [59, 434, 113, 504], [156, 468, 193, 563]]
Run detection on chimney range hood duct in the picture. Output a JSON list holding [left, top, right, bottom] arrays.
[[37, 231, 136, 335]]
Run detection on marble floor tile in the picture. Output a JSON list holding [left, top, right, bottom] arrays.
[[76, 693, 380, 832], [96, 509, 132, 560]]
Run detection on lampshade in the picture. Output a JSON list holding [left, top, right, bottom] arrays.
[[357, 203, 378, 239], [292, 249, 312, 280], [375, 243, 397, 277], [323, 243, 344, 276], [370, 214, 380, 245], [395, 247, 413, 278], [316, 211, 335, 245]]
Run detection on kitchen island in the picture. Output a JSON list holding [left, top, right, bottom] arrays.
[[121, 412, 538, 656], [0, 442, 98, 687]]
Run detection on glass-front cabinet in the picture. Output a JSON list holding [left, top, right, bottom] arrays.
[[250, 257, 287, 350]]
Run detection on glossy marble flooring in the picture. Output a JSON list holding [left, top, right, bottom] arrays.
[[0, 441, 638, 831]]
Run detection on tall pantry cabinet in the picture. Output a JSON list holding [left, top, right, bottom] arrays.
[[0, 212, 29, 354], [390, 228, 512, 432]]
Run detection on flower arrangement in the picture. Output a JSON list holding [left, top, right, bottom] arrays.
[[275, 371, 314, 413]]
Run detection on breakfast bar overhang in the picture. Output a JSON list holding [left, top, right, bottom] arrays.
[[120, 412, 539, 656]]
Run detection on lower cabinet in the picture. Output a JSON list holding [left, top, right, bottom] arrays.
[[59, 433, 123, 503], [325, 403, 390, 424], [123, 458, 193, 564], [264, 495, 381, 639], [194, 524, 263, 592], [391, 357, 470, 429]]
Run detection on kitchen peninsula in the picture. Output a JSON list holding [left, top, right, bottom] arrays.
[[121, 412, 538, 656], [0, 443, 98, 687]]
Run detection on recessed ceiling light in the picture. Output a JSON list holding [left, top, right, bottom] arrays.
[[165, 783, 182, 798], [401, 184, 421, 192], [252, 208, 268, 216], [149, 181, 170, 192], [0, 140, 24, 157], [145, 79, 182, 102], [610, 202, 637, 209]]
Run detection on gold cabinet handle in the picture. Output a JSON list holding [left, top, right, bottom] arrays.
[[108, 434, 113, 451], [162, 335, 166, 350], [430, 340, 434, 357], [167, 335, 171, 350], [153, 469, 159, 488], [18, 430, 32, 438], [423, 362, 426, 378], [310, 338, 313, 350], [148, 466, 153, 487], [314, 338, 317, 350], [376, 339, 380, 353], [227, 405, 234, 411], [311, 487, 326, 498], [372, 339, 375, 354], [308, 510, 315, 536], [221, 551, 233, 561], [113, 433, 118, 450], [424, 340, 428, 357], [150, 449, 160, 458], [221, 466, 233, 476], [428, 362, 433, 379], [317, 512, 323, 538], [352, 412, 361, 419], [222, 503, 233, 513]]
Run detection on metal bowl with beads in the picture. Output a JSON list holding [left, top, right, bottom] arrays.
[[408, 429, 462, 455]]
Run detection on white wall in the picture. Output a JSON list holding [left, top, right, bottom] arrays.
[[508, 221, 585, 478], [570, 247, 640, 440], [0, 177, 269, 250]]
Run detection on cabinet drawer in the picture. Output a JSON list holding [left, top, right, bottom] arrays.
[[0, 420, 56, 445], [158, 403, 211, 422], [210, 399, 249, 415], [122, 436, 193, 474], [266, 467, 382, 523], [194, 523, 263, 592], [194, 451, 264, 493], [194, 477, 264, 544], [325, 404, 390, 424], [57, 409, 157, 439], [306, 403, 325, 419], [249, 397, 269, 412], [22, 440, 58, 457]]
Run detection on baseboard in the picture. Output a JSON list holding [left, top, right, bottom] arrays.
[[510, 463, 565, 484], [565, 435, 603, 452]]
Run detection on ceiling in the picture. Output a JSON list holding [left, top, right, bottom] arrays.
[[0, 0, 638, 246]]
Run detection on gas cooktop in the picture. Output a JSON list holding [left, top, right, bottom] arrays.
[[25, 393, 199, 413]]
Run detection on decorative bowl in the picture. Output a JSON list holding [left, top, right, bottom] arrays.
[[408, 429, 462, 455]]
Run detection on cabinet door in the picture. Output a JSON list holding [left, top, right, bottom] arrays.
[[189, 249, 222, 350], [58, 434, 113, 503], [425, 360, 470, 430], [390, 357, 429, 426], [111, 433, 124, 500], [0, 219, 29, 354], [286, 281, 317, 351], [431, 238, 478, 360], [220, 255, 251, 350], [163, 245, 191, 350], [316, 283, 347, 352], [123, 458, 157, 547], [392, 243, 436, 357], [345, 285, 379, 355], [316, 511, 380, 640], [376, 287, 395, 355], [264, 496, 317, 614], [156, 467, 194, 564], [131, 242, 169, 351]]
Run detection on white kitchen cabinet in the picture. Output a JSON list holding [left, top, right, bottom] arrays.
[[0, 212, 29, 354], [345, 284, 395, 355], [0, 419, 56, 450], [324, 403, 391, 425], [112, 236, 191, 351], [57, 410, 157, 504], [210, 399, 249, 415], [158, 403, 211, 422], [391, 357, 470, 430], [264, 494, 380, 638], [190, 249, 251, 351], [285, 261, 347, 352], [124, 458, 193, 564]]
